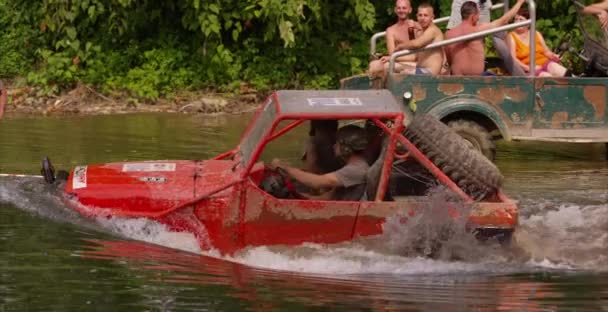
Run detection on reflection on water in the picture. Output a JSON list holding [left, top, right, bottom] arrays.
[[73, 238, 608, 311], [0, 113, 249, 174], [1, 113, 607, 311]]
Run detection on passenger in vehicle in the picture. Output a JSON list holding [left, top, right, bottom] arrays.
[[302, 120, 341, 174], [368, 0, 418, 79], [271, 125, 370, 201], [447, 0, 525, 76], [507, 9, 570, 77], [445, 0, 526, 76], [583, 0, 608, 29], [394, 3, 445, 75]]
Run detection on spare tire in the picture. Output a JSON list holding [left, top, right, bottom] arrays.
[[447, 119, 496, 161], [404, 115, 503, 200]]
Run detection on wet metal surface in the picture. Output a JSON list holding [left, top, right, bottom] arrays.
[[342, 74, 608, 142]]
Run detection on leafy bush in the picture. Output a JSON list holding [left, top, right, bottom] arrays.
[[0, 0, 589, 100]]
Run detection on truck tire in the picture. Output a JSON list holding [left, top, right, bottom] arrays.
[[405, 115, 503, 200], [448, 119, 496, 161]]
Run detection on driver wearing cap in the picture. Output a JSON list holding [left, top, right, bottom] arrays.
[[271, 125, 370, 201]]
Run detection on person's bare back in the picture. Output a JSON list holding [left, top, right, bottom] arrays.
[[446, 24, 485, 75], [445, 0, 526, 76]]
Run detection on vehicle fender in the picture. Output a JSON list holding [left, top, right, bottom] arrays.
[[423, 95, 512, 141]]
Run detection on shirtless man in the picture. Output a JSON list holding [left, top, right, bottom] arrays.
[[395, 3, 444, 75], [445, 0, 526, 76], [368, 0, 418, 78], [583, 0, 608, 29], [448, 0, 525, 76]]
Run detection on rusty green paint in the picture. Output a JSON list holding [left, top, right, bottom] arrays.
[[533, 78, 607, 129], [340, 73, 608, 142]]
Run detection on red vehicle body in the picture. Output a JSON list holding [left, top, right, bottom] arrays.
[[63, 90, 518, 255]]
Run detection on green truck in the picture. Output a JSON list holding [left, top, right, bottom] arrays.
[[341, 0, 608, 160]]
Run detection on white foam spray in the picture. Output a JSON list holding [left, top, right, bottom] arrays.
[[515, 203, 608, 271], [3, 177, 607, 275], [94, 217, 202, 254]]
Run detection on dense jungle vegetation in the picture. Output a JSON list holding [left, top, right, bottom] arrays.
[[0, 0, 589, 100]]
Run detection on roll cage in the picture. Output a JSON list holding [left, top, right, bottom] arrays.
[[215, 90, 474, 203]]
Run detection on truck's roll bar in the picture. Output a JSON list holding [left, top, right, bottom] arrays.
[[388, 0, 537, 76], [369, 1, 507, 58]]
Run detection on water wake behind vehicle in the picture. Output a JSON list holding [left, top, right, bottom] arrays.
[[1, 176, 605, 275]]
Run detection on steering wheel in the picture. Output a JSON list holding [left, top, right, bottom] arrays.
[[259, 167, 299, 199]]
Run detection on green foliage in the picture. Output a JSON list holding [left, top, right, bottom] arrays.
[[26, 49, 78, 94], [102, 48, 197, 100], [0, 0, 594, 100], [0, 0, 42, 77]]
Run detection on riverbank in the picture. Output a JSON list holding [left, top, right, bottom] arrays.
[[2, 83, 264, 116]]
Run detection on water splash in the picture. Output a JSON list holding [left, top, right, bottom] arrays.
[[94, 217, 202, 254], [2, 176, 607, 274], [515, 203, 608, 271], [0, 176, 202, 254], [0, 176, 84, 223], [230, 244, 513, 275], [380, 187, 478, 260]]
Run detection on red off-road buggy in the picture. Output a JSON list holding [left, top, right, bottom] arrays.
[[52, 90, 517, 255]]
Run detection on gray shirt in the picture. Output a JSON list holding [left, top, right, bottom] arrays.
[[447, 0, 493, 29], [333, 158, 369, 201]]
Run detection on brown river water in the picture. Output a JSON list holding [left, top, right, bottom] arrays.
[[1, 113, 607, 311]]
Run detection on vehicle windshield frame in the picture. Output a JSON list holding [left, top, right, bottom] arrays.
[[239, 97, 277, 169], [237, 90, 407, 186]]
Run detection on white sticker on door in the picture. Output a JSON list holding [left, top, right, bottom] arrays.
[[73, 166, 87, 189], [122, 163, 176, 172]]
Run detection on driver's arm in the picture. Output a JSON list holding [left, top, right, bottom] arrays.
[[282, 166, 341, 190]]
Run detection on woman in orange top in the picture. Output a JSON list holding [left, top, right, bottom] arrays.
[[508, 9, 568, 77]]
